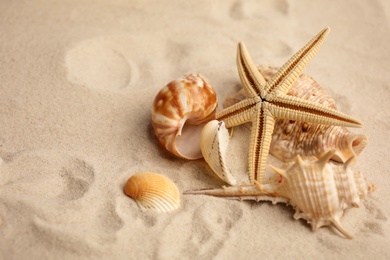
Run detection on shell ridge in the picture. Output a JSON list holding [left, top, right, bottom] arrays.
[[124, 172, 180, 213]]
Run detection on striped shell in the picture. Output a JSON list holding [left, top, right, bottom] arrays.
[[271, 151, 365, 239], [185, 151, 374, 238], [200, 120, 238, 185], [152, 74, 217, 160], [124, 172, 180, 213], [224, 65, 368, 163]]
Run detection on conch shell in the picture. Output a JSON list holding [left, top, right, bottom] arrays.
[[124, 172, 180, 213], [224, 66, 368, 163], [185, 151, 375, 239], [152, 74, 217, 159], [271, 152, 362, 239]]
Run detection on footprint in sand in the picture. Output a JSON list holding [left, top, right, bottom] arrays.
[[185, 202, 243, 258], [0, 150, 124, 254], [0, 150, 94, 200], [155, 201, 243, 259], [65, 37, 140, 92], [359, 199, 388, 236], [30, 195, 124, 253]]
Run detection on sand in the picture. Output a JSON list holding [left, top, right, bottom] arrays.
[[1, 0, 390, 259]]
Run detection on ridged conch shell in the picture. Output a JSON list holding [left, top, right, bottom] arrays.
[[124, 172, 180, 213], [271, 151, 365, 239], [200, 120, 238, 185], [152, 74, 217, 160], [185, 151, 374, 238], [224, 65, 368, 163]]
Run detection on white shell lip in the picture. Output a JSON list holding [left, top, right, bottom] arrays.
[[200, 120, 238, 186]]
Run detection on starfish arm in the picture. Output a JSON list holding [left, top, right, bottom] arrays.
[[268, 95, 363, 127], [248, 107, 275, 185], [237, 42, 267, 98], [216, 98, 257, 128], [265, 28, 330, 95]]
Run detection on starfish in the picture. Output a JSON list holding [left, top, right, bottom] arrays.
[[216, 28, 363, 185]]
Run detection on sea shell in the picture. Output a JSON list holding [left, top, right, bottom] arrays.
[[271, 151, 362, 239], [152, 73, 217, 160], [185, 151, 374, 238], [224, 65, 368, 163], [124, 172, 180, 213], [200, 120, 238, 185]]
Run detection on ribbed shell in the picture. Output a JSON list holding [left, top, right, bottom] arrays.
[[124, 172, 180, 213], [332, 158, 360, 208], [224, 66, 368, 163], [272, 151, 362, 238], [185, 151, 373, 238], [200, 120, 238, 185], [152, 74, 217, 160]]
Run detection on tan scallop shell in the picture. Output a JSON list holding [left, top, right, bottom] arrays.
[[152, 73, 217, 160], [124, 172, 180, 213], [224, 65, 368, 163], [185, 151, 374, 238], [200, 120, 238, 185]]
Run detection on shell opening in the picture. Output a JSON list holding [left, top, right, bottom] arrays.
[[332, 134, 368, 163], [175, 122, 206, 159], [351, 135, 368, 155]]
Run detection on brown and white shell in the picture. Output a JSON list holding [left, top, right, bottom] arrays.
[[185, 151, 374, 238], [152, 74, 217, 160], [224, 65, 368, 163], [124, 172, 180, 213]]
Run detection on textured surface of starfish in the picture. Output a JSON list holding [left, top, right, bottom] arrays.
[[216, 28, 363, 185]]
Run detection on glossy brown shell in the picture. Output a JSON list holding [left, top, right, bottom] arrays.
[[152, 74, 217, 159]]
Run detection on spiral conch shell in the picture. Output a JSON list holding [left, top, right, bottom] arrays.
[[152, 74, 217, 160], [185, 151, 374, 238], [224, 66, 368, 163], [124, 172, 180, 213]]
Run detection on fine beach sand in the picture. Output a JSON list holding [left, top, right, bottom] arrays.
[[1, 0, 390, 259]]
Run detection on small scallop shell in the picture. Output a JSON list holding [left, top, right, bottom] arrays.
[[224, 66, 368, 163], [152, 74, 218, 160], [200, 120, 238, 186], [124, 172, 180, 213]]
